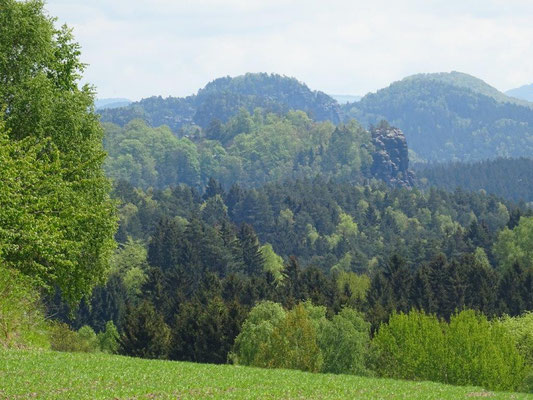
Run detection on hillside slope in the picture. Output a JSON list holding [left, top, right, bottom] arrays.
[[415, 157, 533, 203], [344, 72, 533, 162], [1, 349, 530, 399], [100, 73, 342, 131]]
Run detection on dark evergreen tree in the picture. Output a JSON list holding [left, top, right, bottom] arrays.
[[119, 301, 171, 359]]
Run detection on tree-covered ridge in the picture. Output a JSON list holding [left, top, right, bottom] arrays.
[[99, 73, 341, 131], [103, 110, 377, 189], [344, 72, 533, 162], [402, 72, 532, 107], [416, 158, 533, 203]]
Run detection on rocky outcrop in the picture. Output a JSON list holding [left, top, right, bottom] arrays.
[[371, 122, 415, 187]]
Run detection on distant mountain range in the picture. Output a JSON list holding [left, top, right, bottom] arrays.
[[95, 98, 132, 110], [506, 84, 533, 102], [100, 71, 533, 163]]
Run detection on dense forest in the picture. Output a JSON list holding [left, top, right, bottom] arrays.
[[100, 73, 342, 131], [103, 112, 415, 190], [416, 158, 533, 203], [4, 0, 533, 395], [101, 71, 533, 164], [345, 72, 533, 162]]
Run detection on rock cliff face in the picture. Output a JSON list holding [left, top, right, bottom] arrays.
[[371, 122, 415, 187]]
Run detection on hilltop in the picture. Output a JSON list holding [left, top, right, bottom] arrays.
[[344, 71, 533, 162], [100, 73, 341, 131]]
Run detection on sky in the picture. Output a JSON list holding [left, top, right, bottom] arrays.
[[45, 0, 533, 101]]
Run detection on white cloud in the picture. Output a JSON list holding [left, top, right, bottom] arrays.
[[45, 0, 533, 100]]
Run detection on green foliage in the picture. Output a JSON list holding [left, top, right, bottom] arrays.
[[0, 0, 117, 304], [103, 111, 374, 189], [231, 301, 286, 366], [346, 72, 533, 162], [372, 310, 526, 391], [49, 323, 103, 353], [416, 158, 533, 203], [494, 217, 533, 271], [97, 321, 120, 354], [336, 272, 370, 305], [445, 311, 525, 391], [119, 301, 171, 359], [77, 326, 100, 353], [110, 238, 148, 302], [500, 313, 533, 391], [260, 244, 284, 282], [255, 303, 322, 372], [0, 266, 49, 349], [371, 311, 446, 382], [318, 308, 371, 375]]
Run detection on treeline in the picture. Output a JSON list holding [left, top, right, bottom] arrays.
[[416, 157, 533, 203], [103, 111, 374, 189]]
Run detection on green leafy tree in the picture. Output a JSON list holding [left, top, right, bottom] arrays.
[[318, 307, 371, 375], [0, 0, 116, 304], [494, 216, 533, 271], [230, 301, 286, 366], [0, 265, 49, 349], [255, 303, 322, 372]]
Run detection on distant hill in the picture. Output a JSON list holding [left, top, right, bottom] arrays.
[[344, 72, 533, 162], [100, 73, 342, 131], [95, 98, 132, 110], [506, 84, 533, 102], [416, 157, 533, 203]]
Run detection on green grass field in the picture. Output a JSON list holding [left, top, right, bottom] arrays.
[[0, 349, 531, 399]]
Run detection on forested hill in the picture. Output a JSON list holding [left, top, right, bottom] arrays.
[[344, 72, 533, 162], [99, 73, 341, 131], [416, 157, 533, 203]]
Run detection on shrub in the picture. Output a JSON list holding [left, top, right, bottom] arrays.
[[98, 321, 120, 354], [49, 323, 101, 353], [0, 266, 49, 349], [371, 311, 446, 382], [371, 309, 526, 391], [318, 307, 371, 375]]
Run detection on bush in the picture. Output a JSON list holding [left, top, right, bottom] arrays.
[[318, 308, 371, 375], [371, 311, 446, 382], [49, 323, 101, 353], [500, 312, 533, 391], [371, 309, 526, 391], [0, 266, 49, 349], [98, 321, 120, 354]]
